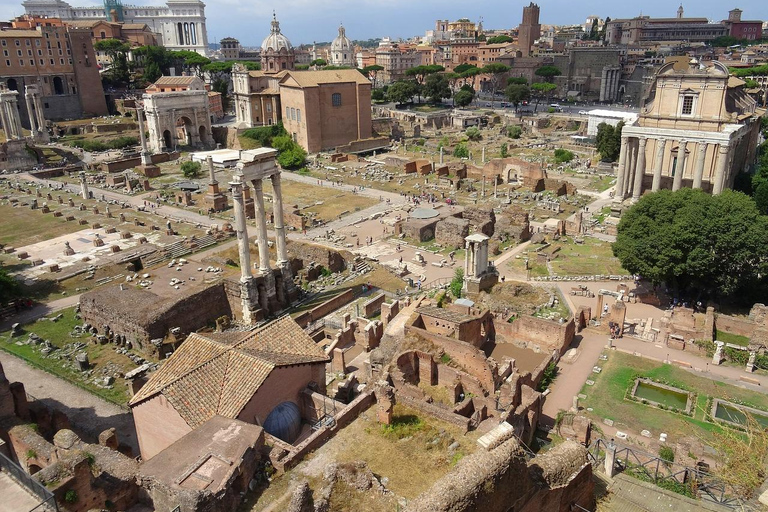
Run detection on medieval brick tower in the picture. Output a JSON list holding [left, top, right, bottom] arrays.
[[518, 3, 541, 57]]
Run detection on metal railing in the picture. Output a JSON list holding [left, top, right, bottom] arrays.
[[0, 451, 57, 512], [587, 438, 743, 509]]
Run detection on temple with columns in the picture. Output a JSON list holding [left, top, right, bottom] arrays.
[[613, 59, 762, 203]]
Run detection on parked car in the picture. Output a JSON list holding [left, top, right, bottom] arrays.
[[578, 110, 588, 115]]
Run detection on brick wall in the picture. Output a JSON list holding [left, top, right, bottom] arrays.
[[363, 293, 386, 317], [294, 288, 356, 328], [494, 316, 575, 356]]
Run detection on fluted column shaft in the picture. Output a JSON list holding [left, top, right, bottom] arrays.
[[614, 136, 629, 201], [24, 93, 37, 135], [632, 138, 647, 200], [252, 178, 271, 274], [692, 142, 707, 190], [672, 141, 687, 191], [270, 173, 289, 267], [712, 145, 730, 195], [230, 176, 252, 281], [651, 139, 666, 192]]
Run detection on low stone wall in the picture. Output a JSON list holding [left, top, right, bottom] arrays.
[[363, 293, 386, 318], [99, 152, 179, 173], [397, 394, 471, 432], [714, 314, 754, 339], [335, 136, 390, 154], [494, 316, 575, 356], [285, 240, 348, 273], [294, 288, 356, 328]]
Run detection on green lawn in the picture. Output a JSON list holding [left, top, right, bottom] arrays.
[[0, 308, 140, 405], [715, 329, 750, 347], [549, 237, 627, 276], [580, 351, 768, 443]]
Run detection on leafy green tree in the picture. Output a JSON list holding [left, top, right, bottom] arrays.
[[507, 76, 528, 85], [423, 73, 451, 104], [613, 188, 768, 300], [450, 267, 464, 297], [465, 126, 481, 141], [453, 142, 469, 158], [143, 61, 162, 83], [530, 82, 557, 112], [754, 181, 768, 215], [554, 148, 574, 163], [595, 121, 623, 161], [504, 83, 530, 107], [278, 145, 307, 169], [387, 80, 418, 105], [487, 35, 514, 44], [371, 88, 385, 101], [362, 64, 384, 88], [94, 39, 131, 86], [0, 266, 20, 305], [500, 142, 509, 158], [181, 161, 202, 178], [588, 18, 599, 40], [310, 58, 327, 68], [454, 89, 474, 107], [481, 63, 510, 105], [507, 125, 522, 139], [535, 65, 561, 82]]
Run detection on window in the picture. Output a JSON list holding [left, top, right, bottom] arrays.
[[285, 106, 290, 119], [5, 60, 9, 66], [1, 40, 5, 47], [332, 93, 341, 107], [681, 95, 694, 115], [291, 107, 296, 120], [16, 50, 21, 56], [297, 109, 301, 123]]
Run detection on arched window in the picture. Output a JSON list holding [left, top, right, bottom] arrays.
[[100, 31, 106, 39], [53, 76, 64, 94], [332, 93, 341, 107], [177, 22, 184, 45], [189, 23, 196, 45], [183, 23, 190, 45]]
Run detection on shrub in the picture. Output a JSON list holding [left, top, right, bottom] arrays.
[[453, 142, 469, 158], [413, 138, 426, 146], [659, 445, 675, 464], [241, 122, 287, 147], [507, 125, 522, 139], [500, 142, 509, 158], [465, 126, 482, 141], [26, 449, 37, 460], [537, 361, 558, 391], [277, 145, 307, 169], [180, 161, 202, 178], [553, 148, 574, 163], [449, 268, 464, 297], [64, 490, 78, 503]]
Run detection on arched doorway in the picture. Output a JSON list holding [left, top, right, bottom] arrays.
[[176, 116, 193, 146], [53, 77, 64, 95], [162, 129, 172, 150], [198, 125, 207, 145], [6, 78, 17, 91]]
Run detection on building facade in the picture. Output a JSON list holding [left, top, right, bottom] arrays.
[[232, 66, 373, 153], [518, 3, 541, 57], [22, 0, 209, 55], [375, 40, 420, 84], [0, 22, 107, 122], [614, 60, 761, 203], [722, 8, 763, 40]]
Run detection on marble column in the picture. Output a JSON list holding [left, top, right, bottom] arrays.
[[651, 139, 666, 192], [672, 140, 687, 191], [614, 136, 629, 201], [632, 138, 647, 200], [33, 93, 44, 131], [24, 90, 37, 137], [10, 97, 23, 139], [692, 142, 707, 190], [0, 100, 10, 140], [712, 144, 730, 195], [464, 240, 471, 278], [207, 155, 216, 184], [79, 171, 89, 200], [230, 176, 252, 281], [270, 173, 289, 267], [625, 140, 637, 198], [252, 178, 271, 274], [137, 108, 152, 166]]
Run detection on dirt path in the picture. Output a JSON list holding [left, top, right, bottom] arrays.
[[0, 352, 138, 453]]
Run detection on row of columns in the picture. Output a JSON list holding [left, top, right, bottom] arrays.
[[230, 172, 290, 281], [0, 86, 47, 142], [614, 135, 733, 202]]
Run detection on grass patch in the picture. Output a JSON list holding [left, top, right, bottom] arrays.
[[549, 237, 627, 276], [0, 308, 143, 405], [580, 351, 768, 443], [715, 329, 750, 347]]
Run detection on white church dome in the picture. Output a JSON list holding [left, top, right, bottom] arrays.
[[261, 13, 292, 52], [331, 24, 352, 53]]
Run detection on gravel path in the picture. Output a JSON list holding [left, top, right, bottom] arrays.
[[0, 352, 138, 453]]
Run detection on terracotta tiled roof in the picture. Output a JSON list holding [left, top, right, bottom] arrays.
[[152, 76, 200, 86], [281, 69, 371, 88], [129, 316, 328, 428]]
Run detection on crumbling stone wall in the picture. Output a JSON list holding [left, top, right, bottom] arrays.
[[494, 316, 575, 356], [461, 206, 495, 237], [495, 205, 530, 243], [80, 282, 231, 356], [435, 217, 469, 248], [286, 240, 349, 273], [404, 440, 593, 512]]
